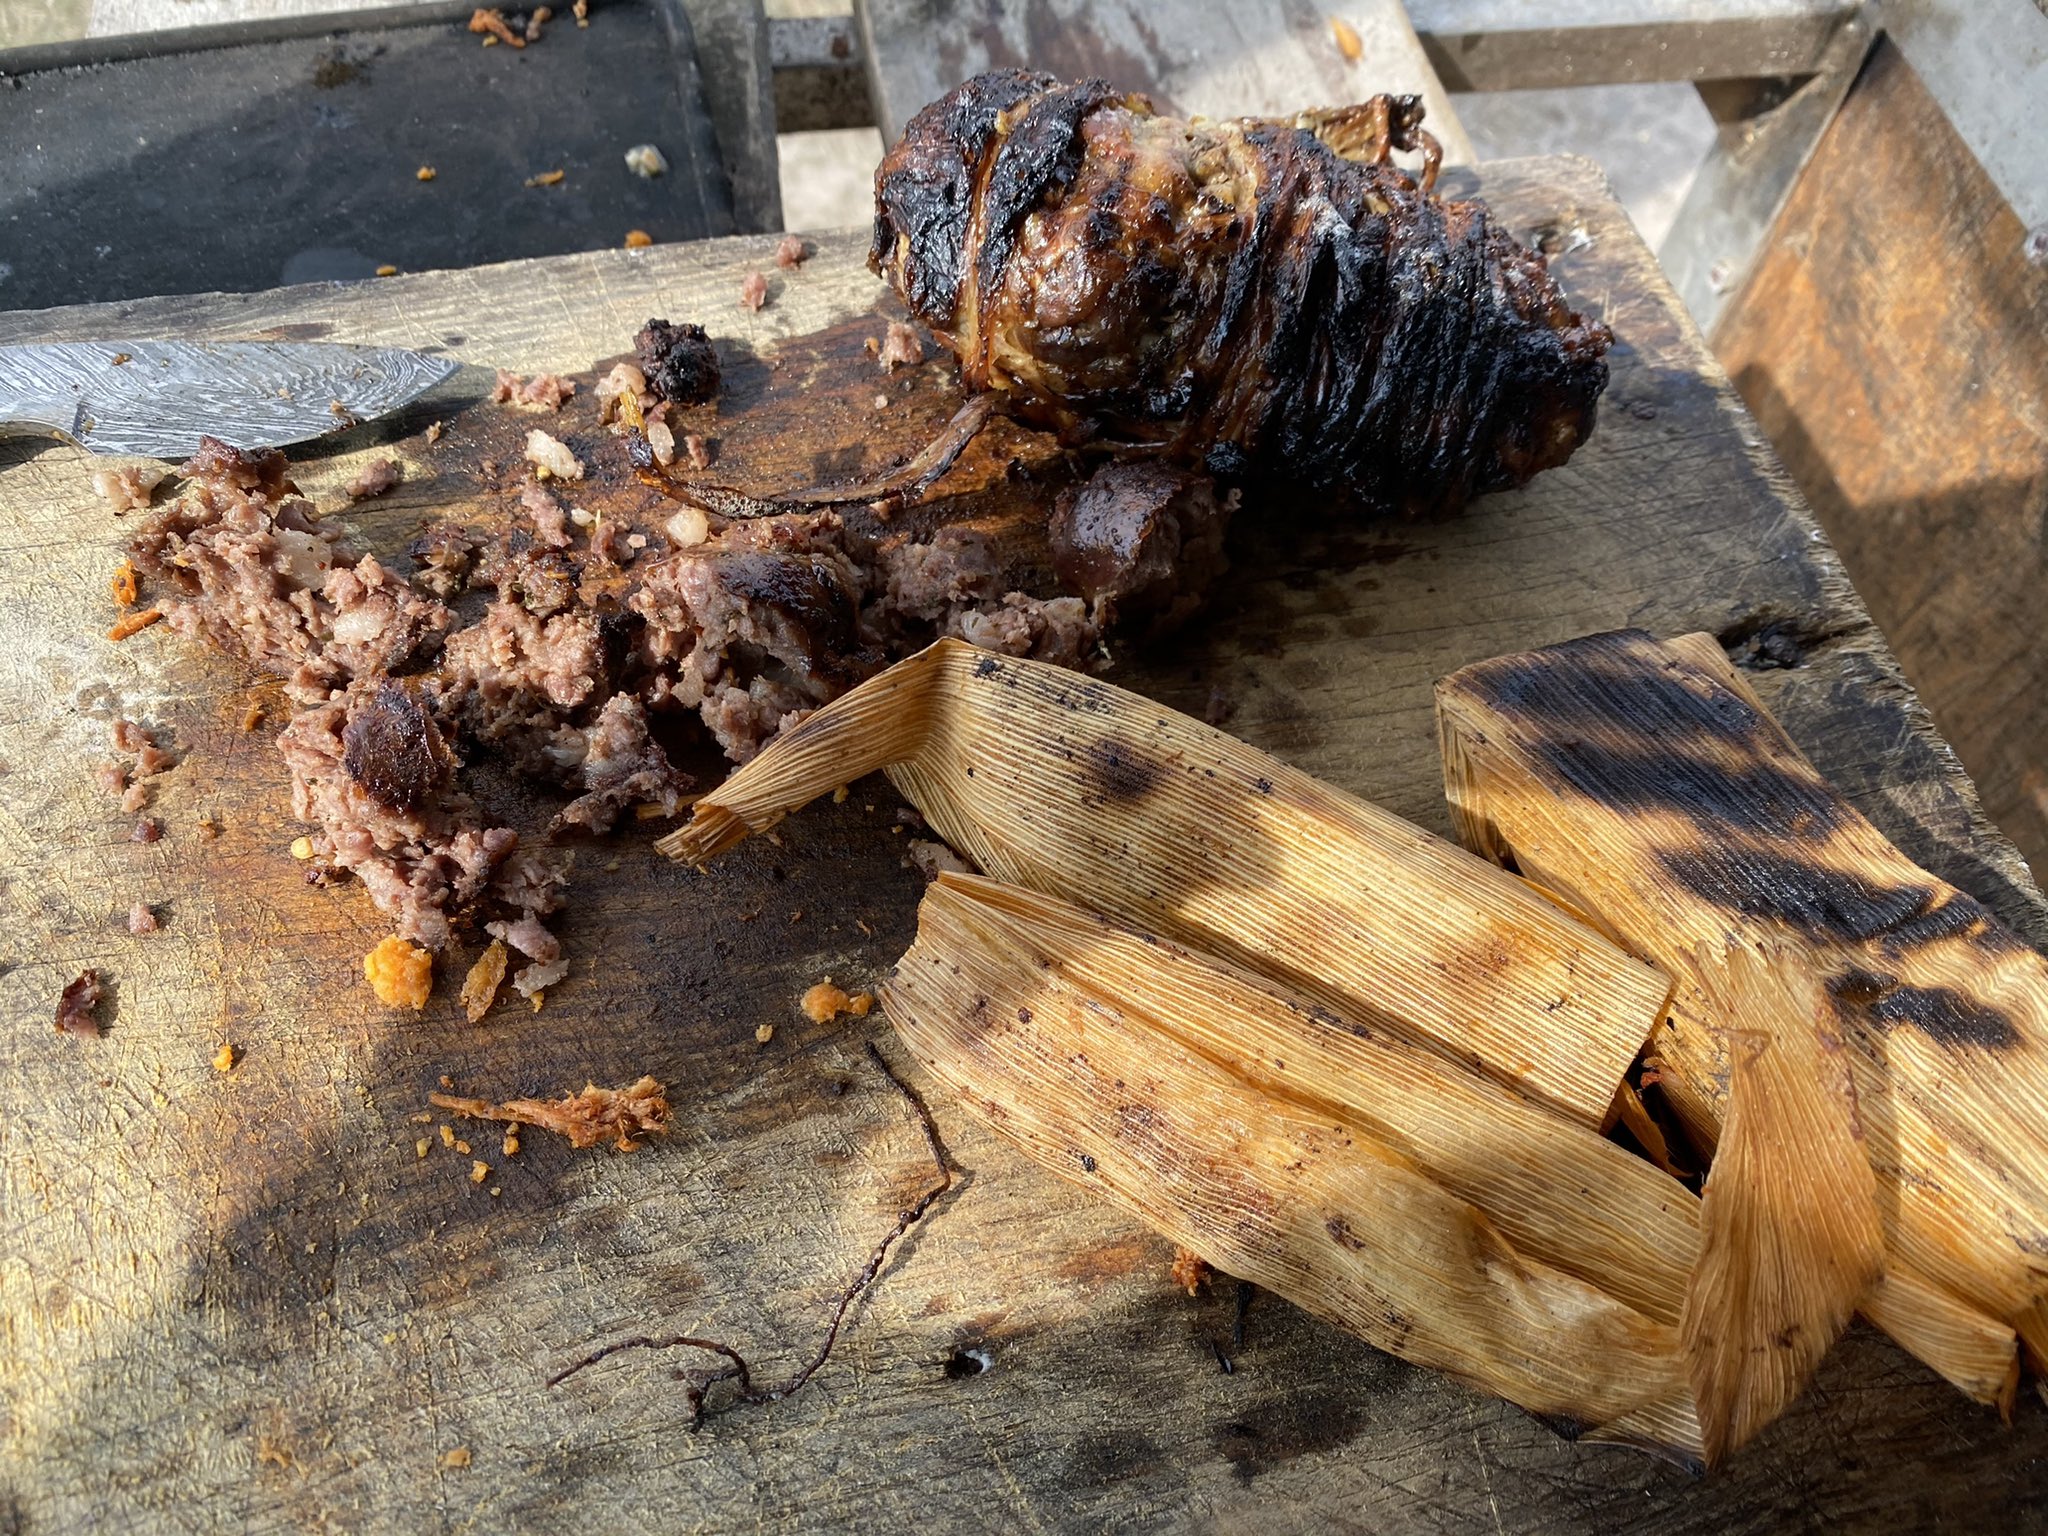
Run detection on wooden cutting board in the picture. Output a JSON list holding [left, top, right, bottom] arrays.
[[3, 158, 2044, 1532]]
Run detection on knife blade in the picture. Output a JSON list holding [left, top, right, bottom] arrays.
[[0, 340, 461, 458]]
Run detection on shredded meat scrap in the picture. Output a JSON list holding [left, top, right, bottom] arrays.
[[431, 1076, 671, 1149]]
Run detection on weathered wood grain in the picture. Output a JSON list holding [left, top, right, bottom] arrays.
[[3, 157, 2046, 1533], [852, 0, 1476, 162], [1714, 37, 2048, 885]]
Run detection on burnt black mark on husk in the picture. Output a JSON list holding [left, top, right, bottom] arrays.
[[1079, 739, 1163, 804], [1657, 848, 1938, 945], [1464, 630, 1852, 839], [1828, 969, 2022, 1051]]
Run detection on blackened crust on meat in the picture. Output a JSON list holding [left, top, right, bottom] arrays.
[[869, 68, 1056, 327], [871, 73, 1611, 514], [972, 78, 1123, 317], [1049, 461, 1234, 640], [634, 320, 722, 407], [341, 680, 451, 814]]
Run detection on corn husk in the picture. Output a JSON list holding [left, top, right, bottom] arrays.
[[1680, 944, 1884, 1463], [937, 872, 1701, 1327], [883, 873, 1706, 1461], [663, 638, 1670, 1128], [1437, 628, 2048, 1406]]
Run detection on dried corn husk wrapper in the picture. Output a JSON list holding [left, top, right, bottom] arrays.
[[1438, 628, 2048, 1411], [884, 872, 1706, 1461], [664, 638, 1669, 1127]]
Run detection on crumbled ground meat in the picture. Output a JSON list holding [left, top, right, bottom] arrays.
[[56, 970, 103, 1037], [429, 1076, 670, 1150], [469, 7, 524, 47], [1170, 1246, 1212, 1296], [878, 321, 924, 372], [739, 272, 769, 311], [93, 465, 167, 514], [94, 762, 128, 797], [512, 956, 568, 998], [634, 320, 720, 406], [131, 817, 162, 843], [111, 719, 148, 753], [520, 483, 573, 550], [128, 902, 159, 935], [684, 433, 712, 470], [775, 235, 807, 269], [946, 592, 1095, 667], [121, 781, 152, 813], [492, 371, 576, 410], [345, 458, 404, 501], [554, 694, 690, 833]]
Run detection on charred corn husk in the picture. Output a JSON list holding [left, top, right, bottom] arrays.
[[882, 873, 1705, 1461], [1438, 628, 2048, 1408], [663, 638, 1669, 1127], [932, 872, 1702, 1327]]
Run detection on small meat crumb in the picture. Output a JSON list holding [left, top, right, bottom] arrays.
[[879, 321, 925, 372], [127, 902, 159, 935], [469, 8, 523, 47], [95, 762, 128, 797], [92, 465, 167, 514], [775, 235, 807, 269], [375, 265, 399, 278], [425, 420, 445, 444], [441, 1446, 472, 1469], [417, 166, 436, 182], [345, 457, 404, 501], [111, 559, 139, 606], [241, 699, 267, 732], [56, 970, 103, 1038], [755, 1022, 774, 1045], [524, 429, 585, 481], [364, 935, 433, 1010], [131, 817, 162, 843], [801, 980, 874, 1023], [470, 1160, 490, 1185], [634, 319, 720, 406], [416, 1138, 430, 1159], [494, 371, 577, 410], [908, 839, 976, 882], [624, 144, 668, 178], [121, 781, 152, 813], [213, 1042, 239, 1072], [524, 169, 566, 188], [573, 0, 587, 22], [440, 1124, 456, 1148], [524, 5, 551, 42], [430, 1075, 671, 1151], [624, 229, 654, 250], [460, 939, 509, 1023], [503, 1130, 520, 1156], [1171, 1245, 1213, 1296], [684, 433, 711, 470], [739, 271, 769, 311]]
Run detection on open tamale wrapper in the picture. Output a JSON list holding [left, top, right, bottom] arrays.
[[668, 633, 2048, 1465], [1438, 630, 2048, 1419]]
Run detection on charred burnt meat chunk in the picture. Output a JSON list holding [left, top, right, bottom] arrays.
[[869, 71, 1611, 515], [634, 319, 721, 407], [1049, 462, 1234, 641]]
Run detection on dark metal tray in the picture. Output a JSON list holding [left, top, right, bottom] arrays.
[[0, 0, 731, 312]]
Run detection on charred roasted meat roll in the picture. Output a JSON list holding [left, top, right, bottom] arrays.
[[870, 70, 1612, 515]]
